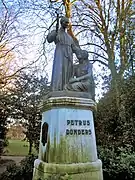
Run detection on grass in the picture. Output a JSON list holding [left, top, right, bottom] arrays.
[[4, 139, 37, 156]]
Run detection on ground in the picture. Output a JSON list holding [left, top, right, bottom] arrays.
[[5, 139, 37, 156], [0, 139, 37, 174], [0, 156, 24, 174]]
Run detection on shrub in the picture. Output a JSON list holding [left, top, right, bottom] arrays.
[[0, 154, 72, 180], [1, 147, 135, 180], [0, 154, 37, 180], [98, 146, 135, 180]]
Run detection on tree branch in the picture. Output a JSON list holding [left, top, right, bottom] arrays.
[[92, 59, 108, 67], [80, 42, 107, 53], [88, 51, 108, 61]]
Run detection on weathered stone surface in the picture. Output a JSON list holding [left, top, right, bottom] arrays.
[[64, 50, 95, 100], [47, 17, 79, 91], [33, 96, 103, 180], [33, 159, 103, 180], [38, 99, 97, 163], [43, 90, 92, 99], [40, 92, 96, 112]]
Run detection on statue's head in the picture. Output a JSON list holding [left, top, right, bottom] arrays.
[[76, 49, 89, 63], [60, 16, 69, 28]]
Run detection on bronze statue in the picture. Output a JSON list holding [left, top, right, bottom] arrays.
[[64, 50, 95, 100], [47, 16, 79, 91]]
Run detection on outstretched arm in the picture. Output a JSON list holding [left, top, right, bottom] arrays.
[[76, 73, 90, 81]]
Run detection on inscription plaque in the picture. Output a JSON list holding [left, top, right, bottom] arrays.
[[66, 120, 91, 135]]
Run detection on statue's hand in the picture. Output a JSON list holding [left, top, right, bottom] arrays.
[[75, 77, 81, 82], [69, 78, 77, 83], [69, 78, 80, 83]]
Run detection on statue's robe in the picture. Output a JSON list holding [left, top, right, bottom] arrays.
[[47, 28, 78, 91]]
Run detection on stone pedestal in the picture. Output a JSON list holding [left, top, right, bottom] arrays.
[[33, 92, 103, 180]]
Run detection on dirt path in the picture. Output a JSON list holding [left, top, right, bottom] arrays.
[[1, 156, 24, 164], [0, 156, 25, 174]]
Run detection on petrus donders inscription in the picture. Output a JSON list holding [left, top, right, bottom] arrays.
[[66, 120, 91, 135]]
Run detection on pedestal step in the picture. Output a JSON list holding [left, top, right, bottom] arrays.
[[33, 159, 103, 180]]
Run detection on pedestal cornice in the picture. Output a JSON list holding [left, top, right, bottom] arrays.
[[39, 94, 96, 112]]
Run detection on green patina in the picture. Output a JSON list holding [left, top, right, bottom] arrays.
[[33, 161, 103, 180], [35, 159, 102, 173], [34, 132, 102, 179], [39, 133, 93, 164], [33, 97, 102, 179], [34, 170, 72, 180]]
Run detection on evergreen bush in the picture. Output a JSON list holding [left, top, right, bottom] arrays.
[[98, 146, 135, 180]]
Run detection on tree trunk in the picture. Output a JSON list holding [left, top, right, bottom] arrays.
[[28, 141, 33, 155]]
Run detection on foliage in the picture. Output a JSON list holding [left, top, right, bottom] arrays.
[[0, 154, 72, 180], [0, 154, 37, 180], [0, 0, 34, 157], [95, 76, 135, 148], [95, 76, 135, 179], [0, 91, 12, 156], [98, 146, 135, 180], [0, 117, 7, 156], [1, 148, 135, 180], [95, 89, 119, 146], [11, 72, 49, 154]]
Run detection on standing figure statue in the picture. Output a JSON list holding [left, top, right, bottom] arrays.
[[64, 50, 95, 100], [47, 16, 79, 91]]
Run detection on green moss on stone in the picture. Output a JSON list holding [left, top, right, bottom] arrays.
[[33, 160, 103, 180], [40, 133, 93, 164]]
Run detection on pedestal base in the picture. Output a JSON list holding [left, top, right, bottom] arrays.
[[33, 159, 103, 180], [33, 94, 103, 179]]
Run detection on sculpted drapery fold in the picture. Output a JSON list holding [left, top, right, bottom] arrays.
[[47, 17, 79, 91]]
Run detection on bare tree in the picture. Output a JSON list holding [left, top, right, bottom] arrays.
[[0, 0, 36, 89], [17, 0, 135, 103]]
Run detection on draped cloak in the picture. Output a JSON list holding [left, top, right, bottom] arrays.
[[47, 28, 77, 91]]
